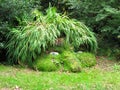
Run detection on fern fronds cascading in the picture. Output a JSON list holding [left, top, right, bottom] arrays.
[[6, 7, 97, 64]]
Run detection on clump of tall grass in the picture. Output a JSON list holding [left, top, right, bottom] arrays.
[[6, 7, 97, 64]]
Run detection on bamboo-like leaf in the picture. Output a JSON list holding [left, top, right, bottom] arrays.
[[6, 7, 97, 64]]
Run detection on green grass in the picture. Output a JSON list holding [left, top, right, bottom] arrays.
[[0, 62, 120, 90]]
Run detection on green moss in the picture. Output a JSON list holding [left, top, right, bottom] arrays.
[[61, 51, 82, 72], [33, 50, 82, 72], [33, 54, 61, 71], [33, 51, 96, 72], [76, 52, 96, 67]]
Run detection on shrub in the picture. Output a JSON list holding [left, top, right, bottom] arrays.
[[64, 0, 120, 43], [76, 52, 96, 67], [0, 0, 41, 24], [113, 49, 120, 60], [0, 22, 9, 61], [6, 7, 97, 64], [0, 0, 41, 62], [43, 0, 120, 45]]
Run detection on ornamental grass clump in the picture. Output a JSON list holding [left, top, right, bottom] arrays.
[[6, 7, 97, 64]]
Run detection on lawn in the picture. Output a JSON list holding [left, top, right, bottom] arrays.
[[0, 57, 120, 90]]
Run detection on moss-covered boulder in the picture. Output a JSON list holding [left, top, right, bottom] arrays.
[[76, 52, 96, 67]]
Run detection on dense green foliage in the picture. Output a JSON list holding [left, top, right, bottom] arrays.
[[0, 1, 120, 89], [41, 0, 120, 42], [6, 7, 97, 64], [0, 0, 41, 61], [41, 0, 120, 60], [0, 23, 8, 61], [0, 0, 41, 23], [67, 0, 120, 42], [0, 0, 119, 65]]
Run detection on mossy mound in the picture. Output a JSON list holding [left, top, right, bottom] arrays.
[[76, 52, 96, 67], [33, 43, 96, 72], [33, 54, 61, 71], [33, 51, 82, 72], [61, 51, 82, 72]]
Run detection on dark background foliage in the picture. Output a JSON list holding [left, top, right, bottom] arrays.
[[0, 0, 41, 61], [0, 0, 120, 62], [41, 0, 120, 39], [40, 0, 120, 57]]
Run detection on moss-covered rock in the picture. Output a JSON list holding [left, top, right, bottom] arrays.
[[76, 52, 96, 67]]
